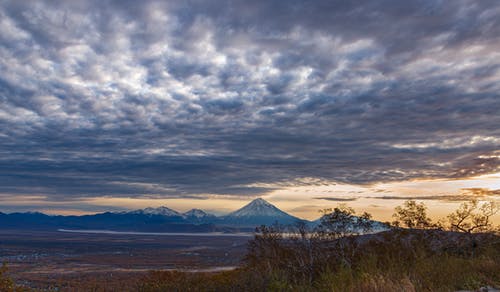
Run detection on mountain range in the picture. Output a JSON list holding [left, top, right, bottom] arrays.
[[0, 198, 385, 232]]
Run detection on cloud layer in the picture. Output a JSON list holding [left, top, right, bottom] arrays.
[[1, 0, 499, 202]]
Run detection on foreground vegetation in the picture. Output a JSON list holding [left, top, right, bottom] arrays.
[[138, 200, 500, 292], [1, 200, 499, 291], [137, 230, 499, 291]]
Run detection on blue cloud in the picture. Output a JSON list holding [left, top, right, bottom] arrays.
[[0, 0, 499, 204]]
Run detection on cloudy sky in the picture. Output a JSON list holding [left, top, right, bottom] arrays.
[[0, 0, 499, 220]]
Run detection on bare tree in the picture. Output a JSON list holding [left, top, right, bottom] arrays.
[[316, 205, 374, 268], [318, 204, 373, 238], [447, 200, 499, 234], [442, 200, 500, 258], [392, 200, 433, 229]]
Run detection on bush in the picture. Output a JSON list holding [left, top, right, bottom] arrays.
[[0, 263, 25, 292]]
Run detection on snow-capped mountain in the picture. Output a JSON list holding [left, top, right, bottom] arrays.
[[183, 209, 214, 218], [222, 198, 303, 226], [183, 209, 217, 223], [125, 206, 183, 217], [227, 198, 284, 217]]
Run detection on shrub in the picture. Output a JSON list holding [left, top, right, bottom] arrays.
[[0, 263, 25, 292]]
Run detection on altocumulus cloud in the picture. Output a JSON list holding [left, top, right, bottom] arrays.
[[0, 0, 499, 202]]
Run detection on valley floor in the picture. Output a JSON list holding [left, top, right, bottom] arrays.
[[0, 229, 249, 290]]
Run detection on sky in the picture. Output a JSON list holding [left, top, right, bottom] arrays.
[[0, 0, 499, 222]]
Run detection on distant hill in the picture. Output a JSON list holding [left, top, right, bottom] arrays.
[[310, 214, 389, 233], [0, 211, 219, 232]]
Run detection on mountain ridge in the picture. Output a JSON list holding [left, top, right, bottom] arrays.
[[124, 206, 183, 217], [0, 198, 387, 232]]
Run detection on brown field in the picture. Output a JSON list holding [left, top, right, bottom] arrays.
[[0, 229, 250, 290]]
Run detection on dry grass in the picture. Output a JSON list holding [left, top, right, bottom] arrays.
[[135, 229, 500, 292]]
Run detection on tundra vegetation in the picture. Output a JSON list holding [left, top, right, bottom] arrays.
[[1, 200, 499, 291]]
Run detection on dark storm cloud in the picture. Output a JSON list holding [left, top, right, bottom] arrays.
[[0, 0, 499, 205]]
